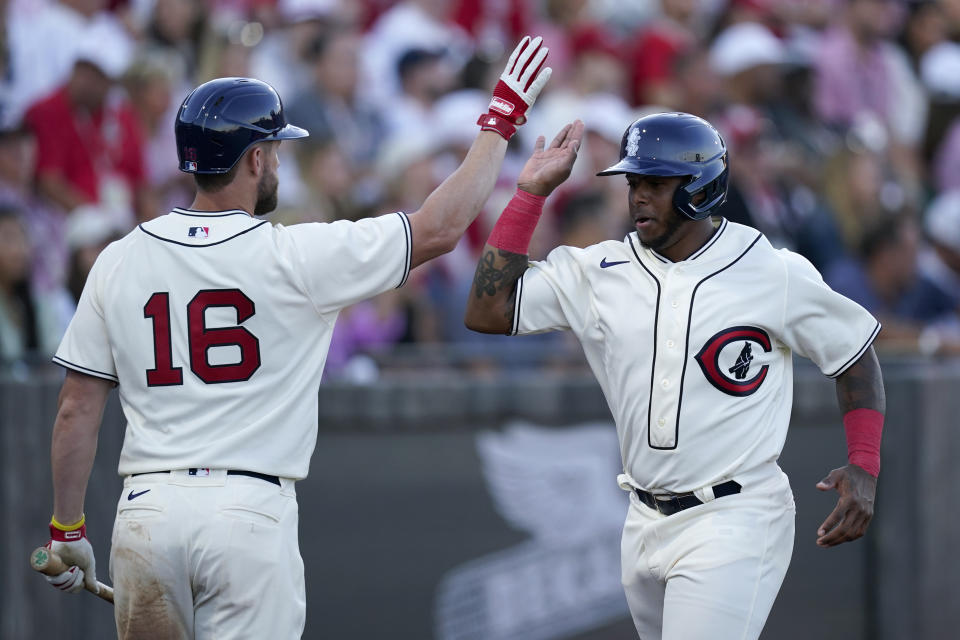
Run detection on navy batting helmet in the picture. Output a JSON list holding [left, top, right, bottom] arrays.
[[175, 77, 308, 174], [597, 112, 728, 221]]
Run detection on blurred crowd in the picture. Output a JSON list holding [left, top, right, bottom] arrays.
[[2, 0, 960, 379]]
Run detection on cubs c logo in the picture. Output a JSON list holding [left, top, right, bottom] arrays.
[[694, 326, 771, 397]]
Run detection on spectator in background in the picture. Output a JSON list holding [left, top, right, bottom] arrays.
[[920, 190, 960, 310], [530, 23, 626, 146], [709, 22, 848, 269], [249, 0, 333, 101], [0, 124, 68, 293], [526, 0, 590, 83], [362, 0, 471, 105], [142, 0, 208, 79], [63, 205, 123, 306], [813, 0, 926, 187], [284, 136, 361, 223], [822, 133, 906, 254], [932, 120, 960, 192], [324, 290, 409, 380], [287, 28, 384, 171], [195, 21, 258, 81], [0, 206, 65, 364], [670, 47, 723, 119], [555, 189, 610, 249], [381, 47, 457, 136], [918, 27, 960, 191], [901, 0, 950, 72], [826, 214, 957, 351], [627, 0, 699, 109], [23, 32, 146, 224], [123, 52, 188, 220], [3, 0, 132, 128]]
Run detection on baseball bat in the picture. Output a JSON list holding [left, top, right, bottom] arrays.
[[30, 546, 114, 604]]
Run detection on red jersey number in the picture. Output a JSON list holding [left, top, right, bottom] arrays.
[[144, 290, 260, 386]]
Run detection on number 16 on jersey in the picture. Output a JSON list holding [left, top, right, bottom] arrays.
[[143, 289, 261, 386]]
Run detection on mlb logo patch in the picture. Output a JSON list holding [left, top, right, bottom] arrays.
[[184, 161, 198, 172], [188, 226, 209, 239]]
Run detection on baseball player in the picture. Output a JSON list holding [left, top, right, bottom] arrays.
[[40, 36, 555, 638], [464, 112, 885, 639]]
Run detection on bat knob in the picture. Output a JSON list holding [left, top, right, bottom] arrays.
[[30, 547, 51, 570]]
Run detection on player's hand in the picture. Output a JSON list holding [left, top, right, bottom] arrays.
[[814, 464, 877, 548], [517, 120, 584, 197], [44, 563, 86, 593], [478, 36, 552, 140], [47, 517, 99, 593]]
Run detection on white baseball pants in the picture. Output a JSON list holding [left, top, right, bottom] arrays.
[[620, 465, 795, 640], [109, 469, 305, 639]]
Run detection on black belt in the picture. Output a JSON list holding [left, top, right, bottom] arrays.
[[635, 480, 741, 516], [132, 469, 281, 486]]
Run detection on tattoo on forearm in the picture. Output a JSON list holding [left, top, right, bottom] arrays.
[[835, 349, 886, 413], [472, 249, 527, 297], [472, 248, 528, 320]]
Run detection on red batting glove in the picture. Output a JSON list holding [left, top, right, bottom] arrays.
[[478, 36, 552, 140]]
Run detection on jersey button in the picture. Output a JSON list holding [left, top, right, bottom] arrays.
[[671, 300, 679, 308], [657, 418, 666, 427], [666, 339, 675, 348], [661, 379, 669, 388]]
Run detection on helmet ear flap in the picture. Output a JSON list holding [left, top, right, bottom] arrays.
[[673, 161, 729, 221]]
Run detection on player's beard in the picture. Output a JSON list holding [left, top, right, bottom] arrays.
[[636, 208, 687, 253], [253, 170, 279, 216]]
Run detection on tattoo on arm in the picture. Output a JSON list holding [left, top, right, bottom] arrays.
[[835, 347, 885, 414], [472, 248, 528, 319]]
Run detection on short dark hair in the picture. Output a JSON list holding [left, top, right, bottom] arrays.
[[193, 161, 241, 192]]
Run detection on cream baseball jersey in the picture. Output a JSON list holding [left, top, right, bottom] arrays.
[[54, 208, 412, 479], [513, 218, 880, 493]]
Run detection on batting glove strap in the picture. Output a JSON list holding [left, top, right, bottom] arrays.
[[49, 521, 87, 542], [46, 566, 86, 593], [477, 113, 518, 141]]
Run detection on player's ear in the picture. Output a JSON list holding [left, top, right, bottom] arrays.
[[249, 145, 264, 177]]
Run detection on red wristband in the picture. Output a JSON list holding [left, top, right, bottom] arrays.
[[49, 523, 87, 542], [487, 189, 546, 254], [843, 408, 883, 477], [478, 113, 517, 141]]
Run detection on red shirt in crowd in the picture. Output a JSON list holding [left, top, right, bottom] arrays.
[[24, 86, 146, 205], [629, 21, 695, 107]]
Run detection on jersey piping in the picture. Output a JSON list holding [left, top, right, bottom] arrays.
[[826, 320, 882, 378], [510, 273, 524, 336], [171, 207, 251, 218], [628, 235, 663, 449], [138, 220, 269, 248], [52, 355, 119, 383], [396, 212, 412, 288]]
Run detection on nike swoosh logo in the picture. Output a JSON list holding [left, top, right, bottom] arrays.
[[127, 489, 151, 501], [600, 258, 629, 268]]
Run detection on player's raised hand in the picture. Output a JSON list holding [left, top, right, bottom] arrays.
[[478, 36, 552, 140], [814, 464, 877, 547], [517, 120, 584, 197]]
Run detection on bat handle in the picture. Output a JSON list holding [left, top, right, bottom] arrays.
[[30, 547, 115, 604]]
